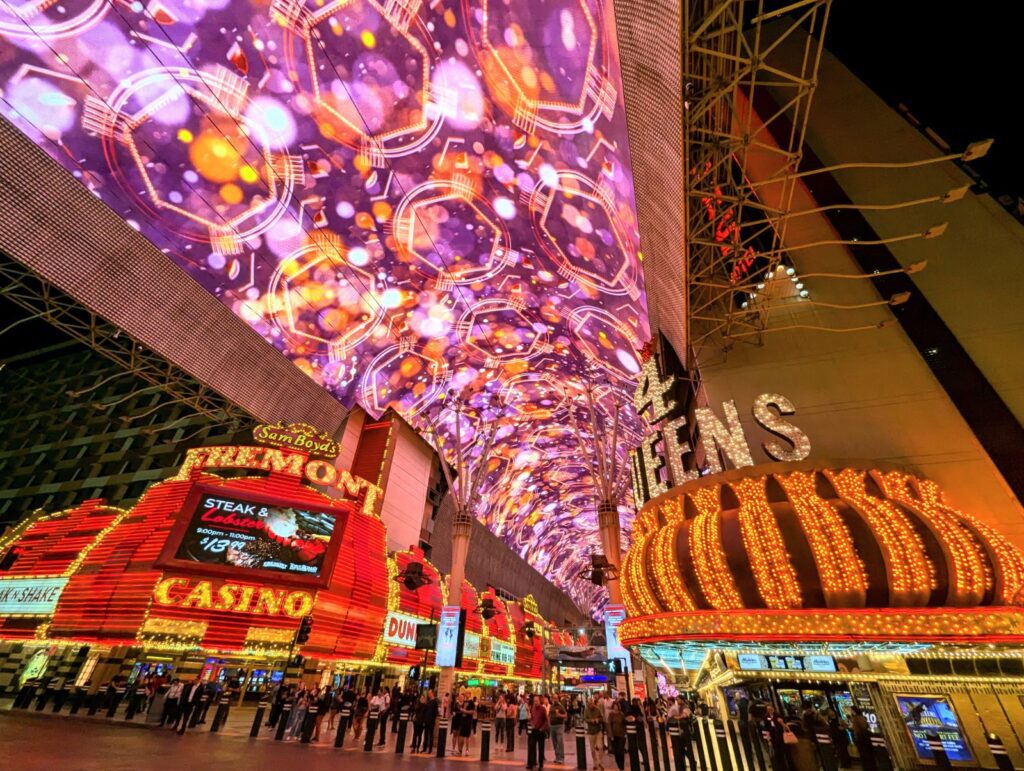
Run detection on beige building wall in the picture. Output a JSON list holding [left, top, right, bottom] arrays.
[[693, 41, 1024, 547]]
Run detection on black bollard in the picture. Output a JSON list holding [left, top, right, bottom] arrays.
[[576, 723, 588, 770], [986, 733, 1014, 771], [871, 734, 894, 771], [36, 681, 55, 711], [506, 715, 515, 752], [647, 720, 663, 769], [364, 706, 380, 752], [211, 695, 231, 732], [814, 730, 839, 771], [336, 707, 351, 748], [13, 683, 32, 709], [927, 733, 952, 769], [86, 691, 100, 716], [668, 719, 685, 771], [658, 720, 670, 771], [301, 703, 318, 743], [436, 717, 449, 758], [527, 727, 537, 769], [480, 720, 491, 762], [53, 683, 72, 713], [251, 700, 268, 737], [634, 716, 651, 769], [713, 720, 733, 771], [107, 686, 126, 718], [627, 719, 642, 771], [275, 703, 292, 741], [395, 707, 410, 754], [69, 686, 84, 715], [124, 688, 139, 720]]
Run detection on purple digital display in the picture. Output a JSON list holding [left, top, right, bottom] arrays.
[[0, 0, 648, 608]]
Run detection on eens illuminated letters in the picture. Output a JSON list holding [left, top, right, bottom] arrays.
[[153, 577, 314, 619], [631, 348, 811, 505]]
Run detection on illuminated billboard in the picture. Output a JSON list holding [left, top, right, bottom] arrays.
[[160, 487, 344, 585], [0, 0, 648, 605]]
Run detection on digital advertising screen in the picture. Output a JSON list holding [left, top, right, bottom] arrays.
[[436, 606, 464, 668], [895, 694, 975, 764], [163, 488, 342, 584]]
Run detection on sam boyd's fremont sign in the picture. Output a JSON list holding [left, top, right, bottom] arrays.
[[252, 422, 339, 459]]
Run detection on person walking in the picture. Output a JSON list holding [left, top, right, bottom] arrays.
[[371, 687, 390, 747], [161, 678, 183, 727], [585, 695, 606, 771], [608, 702, 626, 771], [422, 690, 438, 754], [175, 678, 204, 735], [527, 694, 550, 770], [411, 693, 427, 752], [286, 689, 308, 740], [519, 695, 530, 735], [850, 708, 876, 771], [495, 694, 507, 747], [353, 689, 369, 740], [506, 693, 519, 752], [549, 694, 568, 764]]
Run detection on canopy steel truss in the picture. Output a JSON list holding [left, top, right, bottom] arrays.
[[0, 253, 250, 426], [683, 0, 831, 355]]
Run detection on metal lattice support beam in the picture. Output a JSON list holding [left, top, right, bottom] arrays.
[[0, 253, 250, 425], [683, 0, 832, 354]]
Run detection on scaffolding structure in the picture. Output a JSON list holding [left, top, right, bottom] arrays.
[[682, 0, 832, 355], [0, 253, 249, 426]]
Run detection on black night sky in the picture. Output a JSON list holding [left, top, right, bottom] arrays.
[[825, 1, 1019, 201]]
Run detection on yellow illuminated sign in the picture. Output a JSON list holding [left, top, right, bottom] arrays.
[[152, 577, 314, 619]]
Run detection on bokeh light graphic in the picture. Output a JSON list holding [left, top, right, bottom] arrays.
[[0, 0, 649, 608]]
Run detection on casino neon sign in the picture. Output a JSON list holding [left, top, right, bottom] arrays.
[[152, 577, 314, 619]]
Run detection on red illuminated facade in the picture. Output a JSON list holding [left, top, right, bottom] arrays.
[[0, 435, 566, 691]]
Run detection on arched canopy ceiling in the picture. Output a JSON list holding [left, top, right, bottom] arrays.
[[0, 0, 649, 608]]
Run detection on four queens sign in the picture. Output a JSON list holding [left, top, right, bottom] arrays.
[[0, 577, 69, 615]]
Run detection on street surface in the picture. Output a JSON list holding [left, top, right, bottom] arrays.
[[0, 708, 590, 771]]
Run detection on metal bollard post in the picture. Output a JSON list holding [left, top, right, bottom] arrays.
[[124, 688, 139, 720], [627, 719, 642, 771], [634, 716, 651, 769], [396, 707, 410, 754], [507, 716, 515, 752], [275, 703, 292, 741], [480, 720, 491, 762], [576, 723, 588, 770], [69, 686, 84, 715], [107, 686, 126, 718], [986, 733, 1014, 771], [926, 733, 951, 769], [436, 717, 449, 758], [301, 703, 318, 743], [251, 700, 268, 737], [335, 707, 351, 748], [712, 720, 734, 771], [814, 730, 839, 771], [86, 691, 100, 716], [658, 720, 670, 771], [869, 734, 893, 771], [364, 706, 380, 752], [668, 720, 685, 771], [53, 683, 72, 713], [13, 683, 32, 709], [36, 681, 55, 711], [211, 695, 231, 732]]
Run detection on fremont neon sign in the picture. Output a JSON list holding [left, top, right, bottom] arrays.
[[175, 445, 379, 515], [152, 577, 314, 619]]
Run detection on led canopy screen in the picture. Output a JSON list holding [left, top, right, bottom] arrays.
[[0, 0, 649, 607]]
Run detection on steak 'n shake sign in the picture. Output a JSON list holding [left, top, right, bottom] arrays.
[[0, 577, 68, 615]]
